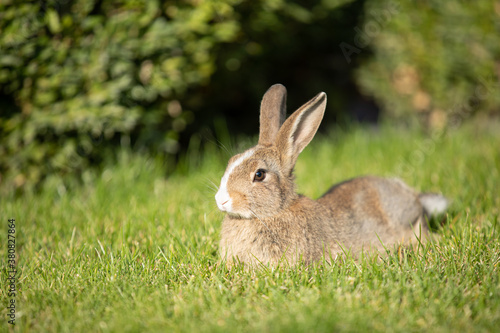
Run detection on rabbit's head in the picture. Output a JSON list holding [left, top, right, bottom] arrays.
[[215, 84, 327, 219]]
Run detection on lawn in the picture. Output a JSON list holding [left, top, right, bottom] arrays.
[[1, 119, 499, 332]]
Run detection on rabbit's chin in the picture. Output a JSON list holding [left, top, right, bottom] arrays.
[[225, 211, 254, 220]]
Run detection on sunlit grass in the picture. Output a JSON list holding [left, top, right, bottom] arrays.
[[1, 120, 499, 332]]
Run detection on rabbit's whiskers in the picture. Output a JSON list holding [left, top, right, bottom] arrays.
[[209, 138, 234, 157], [204, 178, 219, 193]]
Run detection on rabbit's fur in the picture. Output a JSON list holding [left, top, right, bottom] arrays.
[[215, 84, 447, 267]]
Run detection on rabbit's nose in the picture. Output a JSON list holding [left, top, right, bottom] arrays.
[[215, 190, 231, 212]]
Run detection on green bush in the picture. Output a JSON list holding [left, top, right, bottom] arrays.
[[355, 0, 500, 128], [0, 0, 243, 191]]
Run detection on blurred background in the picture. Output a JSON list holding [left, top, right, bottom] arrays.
[[1, 0, 499, 193]]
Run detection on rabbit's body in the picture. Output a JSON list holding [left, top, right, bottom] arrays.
[[220, 175, 428, 266], [216, 84, 447, 267]]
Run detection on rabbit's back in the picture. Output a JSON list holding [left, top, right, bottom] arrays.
[[318, 176, 427, 250]]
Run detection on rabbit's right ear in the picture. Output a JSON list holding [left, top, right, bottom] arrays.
[[258, 84, 287, 146], [275, 92, 327, 175]]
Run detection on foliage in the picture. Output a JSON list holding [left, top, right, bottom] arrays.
[[1, 121, 499, 331], [0, 0, 243, 191], [356, 0, 500, 128]]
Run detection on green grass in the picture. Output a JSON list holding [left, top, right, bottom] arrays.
[[1, 120, 500, 332]]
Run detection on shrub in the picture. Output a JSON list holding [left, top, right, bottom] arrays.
[[0, 0, 243, 191], [355, 0, 500, 128]]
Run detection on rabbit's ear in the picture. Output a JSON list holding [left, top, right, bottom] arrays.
[[275, 92, 327, 174], [258, 84, 287, 146]]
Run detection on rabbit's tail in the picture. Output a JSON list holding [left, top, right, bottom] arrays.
[[419, 193, 449, 218]]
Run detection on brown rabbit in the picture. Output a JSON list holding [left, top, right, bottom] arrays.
[[215, 84, 448, 267]]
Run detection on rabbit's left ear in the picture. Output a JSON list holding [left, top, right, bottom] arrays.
[[275, 92, 327, 174], [258, 84, 287, 146]]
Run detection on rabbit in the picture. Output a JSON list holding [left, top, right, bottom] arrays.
[[215, 84, 448, 267]]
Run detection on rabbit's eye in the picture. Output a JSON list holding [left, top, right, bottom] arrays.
[[254, 169, 266, 182]]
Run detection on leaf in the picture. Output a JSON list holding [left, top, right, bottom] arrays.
[[46, 9, 61, 34]]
